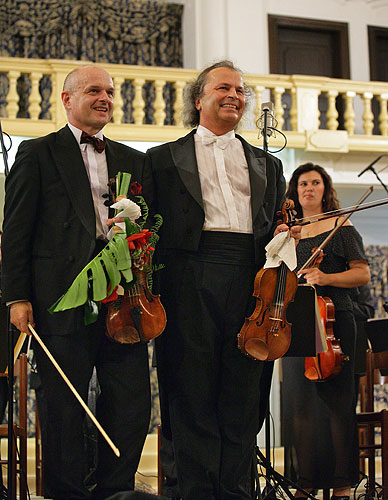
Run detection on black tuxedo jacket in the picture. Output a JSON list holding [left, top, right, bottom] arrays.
[[143, 130, 286, 268], [2, 125, 144, 335]]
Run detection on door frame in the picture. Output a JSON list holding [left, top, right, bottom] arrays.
[[268, 14, 350, 79]]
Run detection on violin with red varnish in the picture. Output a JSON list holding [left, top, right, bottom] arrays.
[[302, 248, 347, 381], [104, 177, 167, 344], [238, 200, 298, 361], [105, 268, 167, 344], [297, 189, 374, 379]]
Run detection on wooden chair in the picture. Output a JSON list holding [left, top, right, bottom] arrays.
[[0, 353, 28, 500], [35, 401, 43, 496], [357, 348, 388, 500]]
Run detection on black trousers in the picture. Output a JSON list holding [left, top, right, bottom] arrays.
[[35, 312, 151, 500], [157, 232, 265, 500]]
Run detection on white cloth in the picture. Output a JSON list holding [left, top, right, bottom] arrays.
[[263, 231, 297, 271], [194, 125, 252, 234], [68, 123, 109, 239]]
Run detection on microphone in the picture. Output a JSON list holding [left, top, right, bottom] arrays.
[[358, 155, 387, 177], [257, 102, 277, 138]]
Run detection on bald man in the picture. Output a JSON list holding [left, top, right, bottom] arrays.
[[2, 66, 150, 500]]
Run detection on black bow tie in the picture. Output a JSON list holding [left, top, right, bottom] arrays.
[[80, 131, 106, 153]]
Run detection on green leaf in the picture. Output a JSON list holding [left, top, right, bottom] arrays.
[[49, 233, 134, 314], [84, 300, 100, 325]]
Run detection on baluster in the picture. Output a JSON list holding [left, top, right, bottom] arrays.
[[6, 70, 20, 119], [173, 80, 185, 127], [344, 91, 356, 135], [49, 75, 56, 122], [154, 80, 166, 126], [362, 92, 374, 135], [378, 94, 388, 136], [253, 85, 264, 126], [274, 87, 285, 130], [326, 90, 339, 130], [29, 72, 43, 120], [133, 78, 145, 125], [289, 87, 298, 132], [112, 77, 124, 124], [317, 91, 321, 129]]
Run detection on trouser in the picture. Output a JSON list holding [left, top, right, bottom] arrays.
[[35, 313, 151, 500], [157, 232, 267, 500]]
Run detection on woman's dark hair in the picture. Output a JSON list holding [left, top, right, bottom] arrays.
[[286, 163, 340, 218]]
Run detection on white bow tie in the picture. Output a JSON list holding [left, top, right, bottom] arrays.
[[201, 134, 233, 150]]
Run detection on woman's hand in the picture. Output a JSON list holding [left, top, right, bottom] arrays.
[[299, 260, 370, 288], [299, 267, 329, 286]]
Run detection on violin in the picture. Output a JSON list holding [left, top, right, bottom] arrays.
[[104, 177, 167, 344], [297, 188, 375, 380], [238, 200, 298, 361], [105, 268, 166, 344], [302, 249, 347, 381]]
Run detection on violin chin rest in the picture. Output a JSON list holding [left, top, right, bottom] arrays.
[[245, 338, 269, 361]]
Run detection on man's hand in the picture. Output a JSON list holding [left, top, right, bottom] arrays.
[[10, 301, 34, 334], [106, 216, 125, 227], [274, 223, 302, 242]]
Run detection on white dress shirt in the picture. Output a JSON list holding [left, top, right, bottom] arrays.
[[68, 123, 109, 239], [195, 125, 252, 234]]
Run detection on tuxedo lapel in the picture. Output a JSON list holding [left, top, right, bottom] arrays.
[[238, 136, 267, 224], [105, 139, 130, 179], [50, 126, 96, 239], [169, 131, 204, 210]]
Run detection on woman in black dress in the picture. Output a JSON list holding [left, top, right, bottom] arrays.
[[282, 163, 370, 500]]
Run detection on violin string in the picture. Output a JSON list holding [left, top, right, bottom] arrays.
[[294, 196, 388, 225], [272, 263, 286, 333]]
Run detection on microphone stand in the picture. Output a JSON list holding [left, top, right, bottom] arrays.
[[0, 118, 17, 500], [256, 109, 310, 500], [358, 155, 388, 196], [366, 165, 388, 196], [258, 108, 288, 500], [259, 107, 275, 498]]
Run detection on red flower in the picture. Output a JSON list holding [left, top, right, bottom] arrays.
[[130, 182, 143, 195], [126, 229, 152, 251], [100, 285, 119, 304]]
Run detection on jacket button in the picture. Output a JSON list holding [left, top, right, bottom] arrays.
[[63, 222, 70, 229], [262, 221, 269, 227], [68, 255, 75, 262], [186, 228, 192, 235], [183, 208, 189, 214], [180, 188, 186, 194]]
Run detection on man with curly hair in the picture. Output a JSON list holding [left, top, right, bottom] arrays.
[[143, 60, 300, 500]]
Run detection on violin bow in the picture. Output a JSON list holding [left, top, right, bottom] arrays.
[[289, 187, 388, 228], [297, 186, 374, 277], [27, 323, 120, 457]]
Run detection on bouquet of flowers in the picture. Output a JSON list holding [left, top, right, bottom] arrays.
[[49, 172, 162, 326]]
